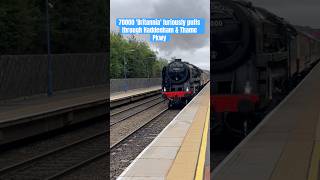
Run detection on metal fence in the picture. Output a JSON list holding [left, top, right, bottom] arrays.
[[110, 78, 161, 93], [0, 53, 107, 101]]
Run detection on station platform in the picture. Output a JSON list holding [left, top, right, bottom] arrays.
[[110, 86, 161, 108], [212, 63, 320, 180], [0, 86, 107, 146], [118, 84, 210, 180]]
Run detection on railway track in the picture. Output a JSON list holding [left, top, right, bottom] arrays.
[[0, 130, 107, 179], [0, 94, 166, 179], [110, 95, 165, 126], [110, 95, 168, 147], [110, 95, 162, 116], [111, 108, 168, 148], [60, 94, 170, 179]]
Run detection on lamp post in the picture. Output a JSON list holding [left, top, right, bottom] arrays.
[[123, 49, 135, 91], [144, 56, 156, 87], [45, 0, 53, 96]]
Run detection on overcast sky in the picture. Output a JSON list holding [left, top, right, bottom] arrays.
[[111, 0, 320, 71], [251, 0, 320, 28], [110, 0, 210, 70]]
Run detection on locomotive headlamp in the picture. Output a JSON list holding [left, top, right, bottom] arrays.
[[244, 81, 252, 94], [186, 87, 190, 92], [163, 87, 166, 92]]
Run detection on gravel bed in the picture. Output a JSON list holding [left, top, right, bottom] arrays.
[[110, 110, 180, 180], [110, 98, 164, 125], [110, 101, 168, 147]]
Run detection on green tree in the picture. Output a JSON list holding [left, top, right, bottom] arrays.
[[0, 0, 107, 54], [0, 0, 42, 54], [110, 32, 168, 79]]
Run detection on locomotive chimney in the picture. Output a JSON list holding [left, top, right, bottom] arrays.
[[174, 59, 182, 62]]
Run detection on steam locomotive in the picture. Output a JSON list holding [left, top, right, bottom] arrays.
[[162, 59, 209, 108], [211, 0, 320, 135]]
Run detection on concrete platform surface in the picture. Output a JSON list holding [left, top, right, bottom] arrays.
[[0, 87, 107, 125], [118, 84, 210, 180], [110, 86, 161, 102], [212, 63, 320, 180]]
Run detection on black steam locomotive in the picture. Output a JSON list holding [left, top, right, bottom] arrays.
[[162, 59, 209, 108], [211, 0, 320, 135]]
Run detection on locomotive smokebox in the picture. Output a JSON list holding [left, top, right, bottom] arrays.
[[167, 60, 189, 84], [212, 0, 252, 73]]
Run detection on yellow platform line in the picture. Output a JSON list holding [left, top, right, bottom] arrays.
[[308, 143, 320, 180], [195, 105, 210, 180], [308, 115, 320, 180], [166, 92, 209, 180]]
